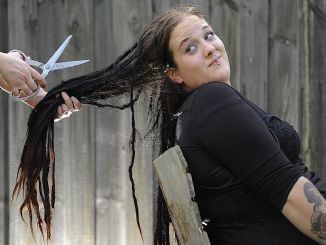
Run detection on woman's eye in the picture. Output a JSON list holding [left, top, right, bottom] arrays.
[[185, 44, 197, 54], [205, 31, 215, 41]]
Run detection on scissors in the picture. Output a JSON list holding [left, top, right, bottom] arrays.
[[11, 35, 89, 101]]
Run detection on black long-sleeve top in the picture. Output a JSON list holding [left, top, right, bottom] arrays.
[[175, 81, 325, 244]]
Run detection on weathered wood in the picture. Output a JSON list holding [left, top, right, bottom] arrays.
[[0, 97, 7, 245], [7, 0, 96, 244], [153, 0, 209, 16], [0, 1, 8, 244], [209, 0, 241, 90], [47, 1, 96, 244], [94, 0, 154, 244], [239, 0, 268, 110], [7, 0, 43, 243], [110, 1, 154, 244], [268, 0, 301, 131], [306, 0, 326, 179], [93, 2, 128, 245], [1, 1, 326, 244], [154, 146, 211, 245]]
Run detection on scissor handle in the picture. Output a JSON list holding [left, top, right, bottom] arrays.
[[9, 49, 27, 60], [10, 84, 40, 101]]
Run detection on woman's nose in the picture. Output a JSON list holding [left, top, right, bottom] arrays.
[[204, 43, 216, 58]]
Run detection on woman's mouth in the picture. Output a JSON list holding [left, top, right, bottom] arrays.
[[209, 55, 222, 67]]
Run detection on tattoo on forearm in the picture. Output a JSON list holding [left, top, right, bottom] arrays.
[[303, 182, 326, 240]]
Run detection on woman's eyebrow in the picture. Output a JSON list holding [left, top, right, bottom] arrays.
[[202, 25, 210, 30], [178, 37, 190, 49]]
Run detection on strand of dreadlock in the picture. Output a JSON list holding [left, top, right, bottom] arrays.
[[86, 89, 141, 110], [128, 79, 144, 242]]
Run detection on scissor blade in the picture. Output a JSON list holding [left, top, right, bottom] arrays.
[[42, 35, 72, 77], [25, 58, 44, 68], [51, 60, 90, 71]]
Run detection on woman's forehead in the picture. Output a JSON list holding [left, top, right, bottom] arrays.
[[170, 15, 209, 45]]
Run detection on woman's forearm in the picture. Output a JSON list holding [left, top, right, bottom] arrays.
[[282, 176, 326, 244]]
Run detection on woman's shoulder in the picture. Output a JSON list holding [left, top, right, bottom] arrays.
[[177, 81, 243, 121], [197, 81, 235, 92], [178, 81, 243, 116], [191, 81, 241, 105]]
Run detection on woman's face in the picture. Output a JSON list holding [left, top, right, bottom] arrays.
[[167, 15, 230, 90]]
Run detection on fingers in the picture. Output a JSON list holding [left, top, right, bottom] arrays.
[[10, 76, 38, 98], [57, 105, 63, 118], [71, 96, 81, 110], [25, 76, 38, 92], [19, 81, 33, 95], [29, 66, 46, 88], [11, 87, 21, 97], [61, 92, 74, 110], [55, 92, 82, 122], [2, 52, 45, 95], [56, 103, 71, 119]]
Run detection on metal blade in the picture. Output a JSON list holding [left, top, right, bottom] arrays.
[[50, 60, 90, 71], [25, 58, 44, 68], [41, 35, 72, 77]]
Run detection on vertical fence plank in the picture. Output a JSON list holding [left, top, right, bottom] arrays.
[[153, 0, 208, 15], [46, 1, 96, 244], [239, 0, 268, 109], [111, 1, 153, 244], [0, 1, 9, 244], [0, 96, 8, 245], [7, 0, 44, 243], [0, 95, 7, 244], [94, 0, 154, 244], [306, 0, 326, 179], [92, 1, 124, 244], [268, 0, 301, 130], [209, 0, 240, 90]]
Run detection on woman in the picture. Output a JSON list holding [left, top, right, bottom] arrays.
[[12, 7, 326, 244]]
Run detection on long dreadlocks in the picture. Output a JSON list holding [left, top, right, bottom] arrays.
[[12, 7, 203, 244]]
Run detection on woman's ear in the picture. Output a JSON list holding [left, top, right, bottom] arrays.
[[165, 68, 183, 84]]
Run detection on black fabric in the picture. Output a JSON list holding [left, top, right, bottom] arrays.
[[175, 81, 325, 244]]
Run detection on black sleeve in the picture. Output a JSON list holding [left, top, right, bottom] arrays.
[[191, 82, 302, 209]]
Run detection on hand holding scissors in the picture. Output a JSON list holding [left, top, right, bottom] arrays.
[[10, 35, 89, 101], [0, 51, 46, 95]]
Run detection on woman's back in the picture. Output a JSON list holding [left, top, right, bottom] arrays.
[[175, 81, 325, 244]]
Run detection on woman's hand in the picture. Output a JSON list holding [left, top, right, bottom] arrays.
[[0, 51, 46, 95], [55, 92, 81, 122]]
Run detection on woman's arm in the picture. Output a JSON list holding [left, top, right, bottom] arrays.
[[282, 176, 326, 244]]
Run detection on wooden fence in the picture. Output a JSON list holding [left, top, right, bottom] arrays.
[[0, 0, 325, 244]]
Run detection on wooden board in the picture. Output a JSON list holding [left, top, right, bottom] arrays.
[[306, 0, 326, 179], [268, 0, 301, 130], [0, 0, 8, 244], [209, 0, 241, 90], [239, 0, 268, 109], [154, 146, 211, 245]]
